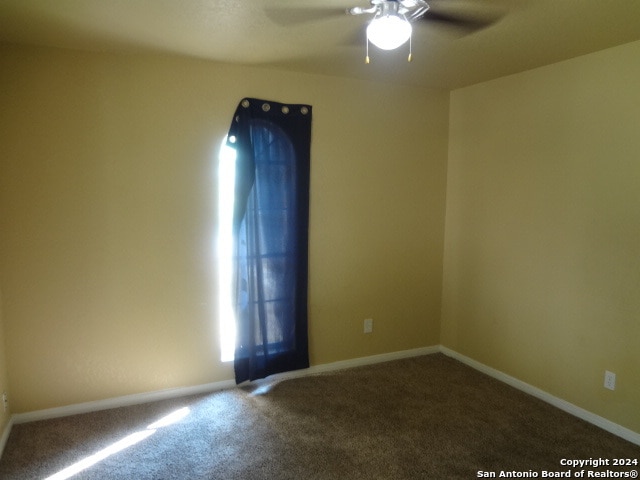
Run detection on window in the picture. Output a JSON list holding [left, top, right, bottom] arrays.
[[235, 121, 298, 356]]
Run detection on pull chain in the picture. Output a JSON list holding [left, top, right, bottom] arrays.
[[365, 33, 370, 64], [407, 15, 413, 62]]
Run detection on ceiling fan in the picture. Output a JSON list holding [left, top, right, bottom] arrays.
[[266, 0, 503, 62]]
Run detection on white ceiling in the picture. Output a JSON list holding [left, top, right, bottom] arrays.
[[2, 0, 640, 89]]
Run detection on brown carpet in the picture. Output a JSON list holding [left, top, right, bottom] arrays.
[[1, 353, 638, 479]]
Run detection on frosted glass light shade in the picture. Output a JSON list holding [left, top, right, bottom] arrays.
[[367, 15, 412, 50]]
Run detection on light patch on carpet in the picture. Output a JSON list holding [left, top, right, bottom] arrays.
[[249, 383, 277, 396], [147, 407, 190, 429], [44, 407, 191, 480]]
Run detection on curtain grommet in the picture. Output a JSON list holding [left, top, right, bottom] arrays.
[[262, 103, 271, 112], [300, 106, 309, 115], [241, 99, 250, 108], [282, 106, 290, 114]]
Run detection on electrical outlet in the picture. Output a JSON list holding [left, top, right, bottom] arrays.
[[604, 371, 616, 390], [363, 318, 373, 334]]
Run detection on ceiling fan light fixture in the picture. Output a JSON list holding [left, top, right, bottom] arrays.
[[366, 14, 412, 50]]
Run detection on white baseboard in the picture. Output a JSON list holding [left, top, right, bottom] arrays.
[[439, 346, 640, 446], [12, 345, 439, 425], [0, 416, 14, 461], [12, 379, 237, 425], [9, 345, 638, 449], [276, 345, 441, 380]]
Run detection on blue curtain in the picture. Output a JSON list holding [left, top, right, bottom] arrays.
[[227, 98, 312, 383]]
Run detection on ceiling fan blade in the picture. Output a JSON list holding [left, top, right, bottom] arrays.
[[415, 8, 503, 33], [264, 7, 346, 26]]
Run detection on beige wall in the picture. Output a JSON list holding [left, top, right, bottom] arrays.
[[0, 45, 448, 412], [7, 36, 637, 437], [443, 40, 640, 433]]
